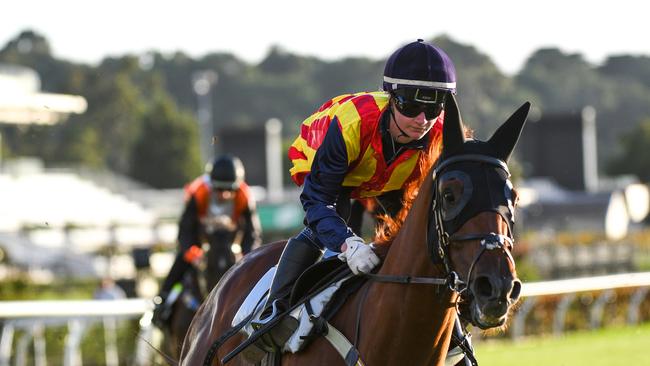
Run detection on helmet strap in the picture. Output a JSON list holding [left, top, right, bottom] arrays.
[[389, 99, 410, 140]]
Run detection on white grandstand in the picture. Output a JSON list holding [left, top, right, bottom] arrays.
[[0, 160, 181, 278], [0, 63, 181, 278], [0, 170, 156, 231]]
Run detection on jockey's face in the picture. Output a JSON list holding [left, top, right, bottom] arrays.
[[390, 99, 437, 143]]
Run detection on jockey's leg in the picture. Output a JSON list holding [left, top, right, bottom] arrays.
[[242, 233, 321, 361], [259, 234, 322, 321], [160, 251, 191, 297], [153, 251, 190, 326]]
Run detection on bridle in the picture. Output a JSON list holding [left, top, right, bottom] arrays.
[[366, 153, 517, 296], [428, 154, 516, 294]]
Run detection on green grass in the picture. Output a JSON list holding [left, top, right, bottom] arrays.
[[475, 323, 650, 366]]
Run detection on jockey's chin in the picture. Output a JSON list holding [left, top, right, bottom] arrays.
[[401, 125, 433, 142]]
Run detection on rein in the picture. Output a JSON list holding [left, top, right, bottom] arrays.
[[363, 270, 464, 292]]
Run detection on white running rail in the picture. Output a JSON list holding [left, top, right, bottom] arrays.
[[512, 271, 650, 338], [0, 299, 154, 366], [1, 273, 649, 364]]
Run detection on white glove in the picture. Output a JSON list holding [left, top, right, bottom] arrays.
[[338, 236, 381, 275]]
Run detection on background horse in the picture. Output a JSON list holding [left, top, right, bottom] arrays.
[[179, 97, 529, 366], [163, 229, 237, 358]]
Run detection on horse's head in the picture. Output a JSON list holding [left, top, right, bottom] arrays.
[[431, 96, 529, 329]]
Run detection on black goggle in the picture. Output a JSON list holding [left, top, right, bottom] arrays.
[[393, 95, 444, 119]]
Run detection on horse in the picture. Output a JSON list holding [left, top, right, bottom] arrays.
[[162, 229, 237, 359], [179, 96, 529, 366]]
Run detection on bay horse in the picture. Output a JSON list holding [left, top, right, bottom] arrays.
[[163, 229, 237, 358], [179, 97, 529, 366]]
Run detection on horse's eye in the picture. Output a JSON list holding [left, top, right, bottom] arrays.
[[443, 190, 456, 204], [438, 172, 472, 220]]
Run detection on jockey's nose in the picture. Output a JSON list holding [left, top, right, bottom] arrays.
[[414, 111, 428, 123]]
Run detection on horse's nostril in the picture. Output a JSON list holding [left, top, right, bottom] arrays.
[[510, 280, 522, 300], [473, 276, 493, 299]]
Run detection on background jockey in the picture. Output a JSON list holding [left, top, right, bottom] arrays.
[[153, 154, 262, 326], [244, 39, 458, 357]]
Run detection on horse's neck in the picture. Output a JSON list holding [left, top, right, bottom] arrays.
[[382, 173, 438, 277], [360, 174, 457, 365]]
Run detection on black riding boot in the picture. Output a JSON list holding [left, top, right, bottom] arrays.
[[261, 237, 322, 321], [242, 237, 321, 361]]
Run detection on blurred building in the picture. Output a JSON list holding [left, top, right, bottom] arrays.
[[516, 106, 650, 240], [0, 63, 87, 126], [518, 106, 598, 192], [0, 64, 182, 280], [0, 158, 182, 279]]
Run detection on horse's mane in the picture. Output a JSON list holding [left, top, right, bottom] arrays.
[[374, 126, 473, 245]]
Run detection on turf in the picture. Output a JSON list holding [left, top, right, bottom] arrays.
[[474, 323, 650, 365]]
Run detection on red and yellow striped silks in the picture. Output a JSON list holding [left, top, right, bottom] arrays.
[[288, 91, 441, 199]]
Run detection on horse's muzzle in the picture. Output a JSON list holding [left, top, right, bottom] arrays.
[[470, 275, 522, 329]]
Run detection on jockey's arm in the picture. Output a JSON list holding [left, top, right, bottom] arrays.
[[177, 196, 202, 255], [301, 120, 355, 252], [239, 203, 262, 255]]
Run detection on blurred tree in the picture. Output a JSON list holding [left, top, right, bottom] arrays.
[[130, 93, 202, 188], [433, 35, 520, 139], [599, 55, 650, 88], [4, 29, 650, 185], [516, 48, 603, 113], [78, 70, 145, 173], [514, 48, 650, 165], [606, 118, 650, 182], [0, 30, 90, 94], [313, 57, 383, 96], [259, 45, 308, 74]]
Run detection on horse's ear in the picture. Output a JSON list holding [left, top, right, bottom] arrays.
[[487, 102, 530, 162], [442, 94, 465, 156]]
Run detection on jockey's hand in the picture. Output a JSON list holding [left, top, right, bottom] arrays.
[[184, 245, 205, 268], [338, 236, 380, 275]]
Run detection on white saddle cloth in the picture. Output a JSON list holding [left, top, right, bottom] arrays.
[[231, 266, 350, 353]]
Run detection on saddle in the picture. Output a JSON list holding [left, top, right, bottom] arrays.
[[290, 256, 350, 305], [231, 257, 364, 354]]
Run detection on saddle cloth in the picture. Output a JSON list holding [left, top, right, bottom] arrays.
[[232, 265, 352, 353]]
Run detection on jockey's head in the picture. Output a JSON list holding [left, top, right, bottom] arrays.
[[383, 38, 457, 96], [206, 154, 245, 199], [383, 39, 456, 138]]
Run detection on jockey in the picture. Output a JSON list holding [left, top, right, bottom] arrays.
[[152, 154, 262, 327], [246, 39, 457, 354]]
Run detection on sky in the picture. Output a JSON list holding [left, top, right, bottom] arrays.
[[2, 0, 649, 76]]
